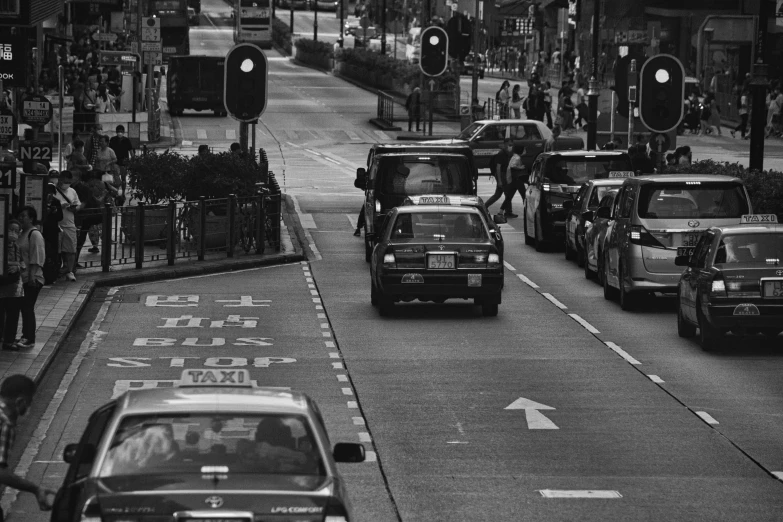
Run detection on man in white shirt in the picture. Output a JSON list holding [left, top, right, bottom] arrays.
[[53, 171, 82, 281]]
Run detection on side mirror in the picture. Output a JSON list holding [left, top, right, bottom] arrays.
[[674, 255, 691, 267], [562, 199, 574, 211], [354, 168, 367, 190], [492, 213, 507, 225], [63, 443, 95, 464], [596, 206, 611, 219], [582, 210, 594, 223], [333, 442, 366, 463]]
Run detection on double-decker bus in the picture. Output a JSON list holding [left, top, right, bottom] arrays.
[[234, 0, 272, 48], [152, 0, 191, 62]]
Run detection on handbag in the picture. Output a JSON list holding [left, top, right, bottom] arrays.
[[0, 270, 20, 286]]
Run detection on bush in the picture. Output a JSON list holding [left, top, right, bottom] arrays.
[[664, 159, 783, 220], [335, 48, 453, 90], [126, 150, 189, 204], [294, 38, 333, 57], [272, 17, 292, 55]]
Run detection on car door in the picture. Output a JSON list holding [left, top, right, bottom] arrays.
[[680, 233, 710, 321], [604, 185, 626, 285], [371, 212, 394, 284], [690, 232, 716, 321], [51, 401, 116, 522], [472, 123, 506, 156], [525, 158, 542, 237], [568, 184, 589, 250]]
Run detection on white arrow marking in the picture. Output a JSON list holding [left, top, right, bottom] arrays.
[[505, 398, 559, 430]]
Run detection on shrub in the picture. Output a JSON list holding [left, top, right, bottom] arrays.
[[272, 17, 292, 55], [335, 47, 453, 90], [126, 150, 189, 204], [294, 38, 333, 57]]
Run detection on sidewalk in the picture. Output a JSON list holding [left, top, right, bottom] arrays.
[[0, 197, 306, 388]]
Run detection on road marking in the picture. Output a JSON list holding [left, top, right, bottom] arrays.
[[505, 398, 558, 430], [542, 293, 567, 309], [310, 290, 319, 296], [337, 374, 349, 382], [322, 331, 331, 337], [324, 341, 335, 348], [568, 313, 600, 334], [305, 148, 321, 156], [772, 472, 783, 481], [285, 130, 298, 140], [648, 375, 665, 383], [503, 261, 516, 271], [290, 195, 321, 257], [352, 416, 365, 425], [182, 140, 193, 146], [346, 130, 361, 140], [346, 213, 358, 230], [0, 293, 113, 514], [226, 129, 236, 140], [286, 141, 301, 148], [324, 156, 341, 165], [329, 352, 340, 358], [365, 450, 378, 462], [539, 490, 622, 499], [320, 323, 330, 328], [516, 273, 539, 289], [332, 362, 343, 369], [605, 342, 641, 365], [446, 441, 469, 444], [358, 432, 372, 442], [498, 223, 515, 230], [197, 129, 207, 139], [696, 411, 719, 425], [316, 311, 325, 318], [347, 401, 358, 408], [373, 130, 390, 140], [342, 388, 353, 395]]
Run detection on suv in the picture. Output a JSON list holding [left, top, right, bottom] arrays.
[[601, 174, 753, 310], [355, 144, 478, 261], [524, 151, 634, 251]]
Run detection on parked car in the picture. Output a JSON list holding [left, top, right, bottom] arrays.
[[462, 52, 485, 79]]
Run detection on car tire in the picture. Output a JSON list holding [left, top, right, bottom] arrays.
[[364, 239, 372, 263], [534, 215, 545, 252], [677, 301, 696, 338], [523, 214, 534, 246], [697, 302, 720, 351], [482, 302, 499, 317], [584, 252, 594, 280], [576, 242, 586, 268], [618, 264, 636, 311]]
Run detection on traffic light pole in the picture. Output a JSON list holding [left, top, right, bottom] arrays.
[[381, 0, 386, 55], [240, 122, 249, 153], [313, 0, 318, 41], [627, 59, 636, 150], [586, 0, 600, 150], [470, 0, 480, 105]]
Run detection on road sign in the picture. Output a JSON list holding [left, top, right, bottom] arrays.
[[649, 132, 670, 153], [0, 162, 15, 188], [18, 141, 53, 162], [0, 111, 16, 146], [141, 41, 162, 52], [100, 51, 140, 68], [505, 397, 559, 430], [144, 52, 163, 66], [142, 17, 161, 41], [21, 95, 53, 126], [95, 32, 118, 43]]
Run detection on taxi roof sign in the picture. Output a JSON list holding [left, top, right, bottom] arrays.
[[740, 214, 778, 224], [404, 194, 480, 206], [179, 369, 252, 387], [608, 171, 635, 178]]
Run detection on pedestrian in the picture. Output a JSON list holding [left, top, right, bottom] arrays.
[[353, 206, 365, 237], [0, 374, 57, 519], [15, 206, 46, 350], [80, 81, 99, 130], [699, 93, 714, 135], [544, 125, 562, 152], [94, 135, 118, 175], [53, 170, 81, 282], [83, 124, 102, 167], [503, 144, 527, 210], [41, 184, 63, 286], [708, 94, 722, 136], [71, 171, 103, 269], [405, 87, 421, 132], [67, 139, 90, 176], [559, 95, 576, 131], [629, 144, 655, 174], [675, 145, 692, 166], [731, 88, 749, 139], [542, 81, 553, 128], [765, 87, 782, 138], [484, 139, 513, 212], [496, 81, 510, 119], [63, 132, 81, 167], [574, 82, 588, 129], [109, 125, 134, 196], [518, 51, 526, 79], [0, 220, 23, 351], [510, 84, 523, 119], [230, 142, 241, 154], [197, 144, 210, 157]]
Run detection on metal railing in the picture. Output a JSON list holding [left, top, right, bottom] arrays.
[[377, 91, 396, 127]]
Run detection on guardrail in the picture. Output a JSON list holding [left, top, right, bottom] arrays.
[[377, 91, 396, 127]]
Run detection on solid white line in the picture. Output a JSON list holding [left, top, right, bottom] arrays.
[[503, 261, 516, 271], [323, 157, 341, 165], [170, 263, 290, 282], [696, 411, 719, 425], [0, 293, 113, 514], [772, 472, 783, 481], [305, 148, 321, 156], [542, 293, 567, 310], [605, 342, 641, 365], [648, 375, 665, 383], [539, 490, 622, 499], [286, 141, 301, 148], [569, 313, 600, 334], [516, 273, 539, 289]]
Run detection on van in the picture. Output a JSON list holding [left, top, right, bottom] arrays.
[[600, 174, 753, 310], [166, 55, 226, 117]]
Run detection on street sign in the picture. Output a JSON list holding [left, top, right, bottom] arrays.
[[144, 52, 163, 66], [20, 174, 46, 223], [649, 132, 670, 153], [0, 195, 6, 278], [100, 51, 140, 68], [18, 141, 53, 162], [142, 17, 161, 41], [0, 27, 27, 87], [95, 32, 118, 43], [0, 111, 16, 146], [141, 41, 162, 52], [21, 95, 53, 126], [0, 162, 15, 188]]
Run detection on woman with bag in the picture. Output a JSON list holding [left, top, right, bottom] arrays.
[[15, 207, 46, 350], [0, 220, 24, 351], [510, 84, 523, 119]]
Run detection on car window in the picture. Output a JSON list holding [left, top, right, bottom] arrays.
[[509, 124, 542, 140], [377, 157, 471, 196], [457, 122, 483, 140], [72, 402, 116, 481], [391, 212, 488, 241], [637, 182, 750, 219], [692, 233, 713, 268], [714, 233, 783, 265], [574, 185, 588, 207], [547, 156, 634, 185], [477, 125, 505, 141], [612, 187, 624, 218], [100, 414, 325, 477], [598, 191, 617, 213], [619, 186, 635, 218], [588, 185, 617, 207], [530, 160, 542, 184]]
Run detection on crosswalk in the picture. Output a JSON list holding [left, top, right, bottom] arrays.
[[177, 127, 386, 143]]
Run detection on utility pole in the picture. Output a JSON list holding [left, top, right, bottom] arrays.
[[749, 0, 772, 171], [314, 0, 318, 40], [381, 0, 387, 54], [339, 0, 344, 47], [586, 0, 600, 150], [470, 0, 481, 105]]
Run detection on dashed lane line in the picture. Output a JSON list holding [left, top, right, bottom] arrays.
[[516, 273, 540, 289], [696, 411, 720, 425], [605, 342, 641, 365], [503, 261, 516, 272], [568, 313, 600, 334], [539, 490, 622, 499], [647, 375, 665, 384], [541, 292, 567, 309]]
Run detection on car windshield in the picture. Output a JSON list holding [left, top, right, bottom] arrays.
[[99, 414, 324, 477], [457, 123, 483, 140], [391, 212, 488, 241], [714, 233, 783, 265], [377, 157, 471, 196], [548, 157, 634, 185], [638, 182, 750, 219]]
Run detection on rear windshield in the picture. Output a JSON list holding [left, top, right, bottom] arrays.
[[391, 212, 488, 241], [377, 157, 471, 196], [99, 414, 324, 477], [638, 182, 750, 219], [548, 157, 633, 185], [714, 233, 783, 265]]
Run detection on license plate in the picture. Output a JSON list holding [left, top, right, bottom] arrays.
[[468, 274, 482, 287], [679, 233, 700, 247], [762, 279, 783, 298], [427, 254, 455, 269], [677, 247, 695, 257], [733, 303, 760, 316]]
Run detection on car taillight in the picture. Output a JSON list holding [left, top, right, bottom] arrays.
[[710, 274, 727, 298], [629, 225, 664, 248], [488, 253, 500, 265], [542, 183, 550, 192], [383, 253, 396, 267]]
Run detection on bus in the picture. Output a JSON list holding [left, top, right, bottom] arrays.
[[152, 0, 191, 62], [234, 0, 272, 48], [166, 56, 226, 116]]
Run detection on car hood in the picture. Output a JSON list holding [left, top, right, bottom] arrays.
[[422, 138, 467, 145]]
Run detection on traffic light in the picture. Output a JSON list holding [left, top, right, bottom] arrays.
[[639, 54, 685, 133], [446, 14, 472, 61], [613, 54, 645, 119], [224, 43, 268, 122], [420, 26, 449, 77]]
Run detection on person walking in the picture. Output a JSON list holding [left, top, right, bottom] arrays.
[[518, 51, 527, 79], [109, 125, 134, 196], [15, 207, 46, 350], [731, 88, 749, 139], [574, 82, 588, 129], [41, 184, 63, 286], [699, 93, 714, 135], [502, 145, 527, 214], [0, 220, 23, 351], [484, 139, 513, 212], [83, 124, 103, 168], [496, 81, 510, 119], [542, 81, 554, 128], [0, 374, 57, 519], [544, 125, 562, 152], [53, 171, 82, 281], [405, 87, 422, 132], [510, 84, 523, 119], [708, 94, 723, 136]]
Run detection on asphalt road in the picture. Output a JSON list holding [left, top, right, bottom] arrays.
[[7, 8, 783, 522]]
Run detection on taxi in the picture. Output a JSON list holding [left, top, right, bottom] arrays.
[[675, 214, 783, 350], [51, 369, 366, 522], [583, 188, 621, 282], [370, 203, 505, 316]]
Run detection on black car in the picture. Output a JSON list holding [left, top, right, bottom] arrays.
[[524, 151, 633, 251], [564, 177, 630, 266], [370, 204, 505, 316], [462, 52, 485, 79], [675, 215, 783, 350]]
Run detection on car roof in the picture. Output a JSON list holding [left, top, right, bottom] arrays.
[[395, 205, 482, 215], [631, 174, 742, 183], [372, 143, 472, 151], [474, 119, 542, 125], [375, 152, 467, 159], [114, 387, 312, 416], [588, 178, 628, 186], [540, 151, 628, 158]]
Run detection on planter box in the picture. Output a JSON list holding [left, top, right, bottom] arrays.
[[188, 214, 229, 250], [120, 207, 168, 246]]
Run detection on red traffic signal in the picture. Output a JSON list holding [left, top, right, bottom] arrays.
[[420, 26, 449, 77], [224, 43, 268, 122], [639, 54, 685, 133]]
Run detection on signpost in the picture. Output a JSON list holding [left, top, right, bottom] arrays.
[[100, 51, 140, 68], [0, 110, 16, 147], [20, 174, 46, 223], [649, 132, 670, 154], [18, 141, 53, 163], [0, 195, 7, 278], [20, 94, 53, 126], [0, 163, 15, 215]]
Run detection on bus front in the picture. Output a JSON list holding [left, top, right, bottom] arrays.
[[237, 0, 272, 48]]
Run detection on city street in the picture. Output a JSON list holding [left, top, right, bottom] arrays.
[[4, 4, 783, 522]]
